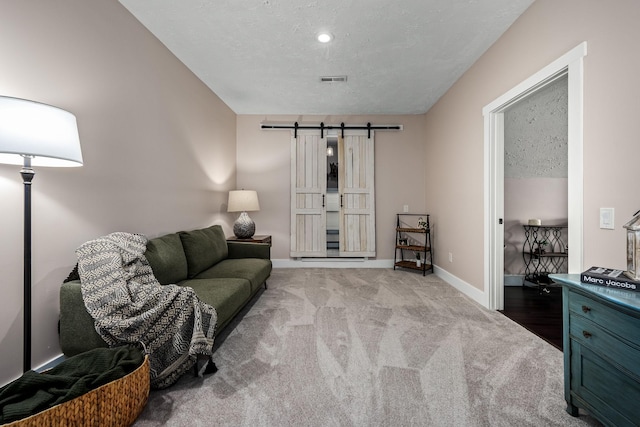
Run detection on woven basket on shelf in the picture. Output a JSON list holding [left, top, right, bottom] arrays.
[[3, 355, 150, 427]]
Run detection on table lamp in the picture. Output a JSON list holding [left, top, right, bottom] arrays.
[[227, 190, 260, 239]]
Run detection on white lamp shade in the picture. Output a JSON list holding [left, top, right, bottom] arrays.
[[0, 96, 83, 167], [228, 190, 260, 212]]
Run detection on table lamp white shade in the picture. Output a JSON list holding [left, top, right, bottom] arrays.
[[227, 190, 260, 212], [0, 96, 83, 166], [228, 190, 260, 238]]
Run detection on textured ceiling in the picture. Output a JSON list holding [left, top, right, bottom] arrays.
[[119, 0, 534, 115], [505, 74, 568, 179]]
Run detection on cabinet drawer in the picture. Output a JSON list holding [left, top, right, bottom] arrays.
[[570, 315, 640, 380], [568, 290, 640, 345], [570, 340, 640, 426]]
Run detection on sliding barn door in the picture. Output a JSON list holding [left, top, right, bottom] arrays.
[[290, 132, 327, 257], [339, 132, 376, 257]]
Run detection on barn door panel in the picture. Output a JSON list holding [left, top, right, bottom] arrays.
[[290, 132, 327, 257], [339, 132, 375, 257]]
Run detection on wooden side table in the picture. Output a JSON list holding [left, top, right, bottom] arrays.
[[226, 235, 272, 246]]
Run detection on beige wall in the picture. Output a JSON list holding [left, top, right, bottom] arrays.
[[236, 115, 427, 260], [0, 0, 237, 384], [424, 0, 640, 290]]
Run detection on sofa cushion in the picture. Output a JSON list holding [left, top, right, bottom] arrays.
[[181, 278, 251, 331], [144, 233, 188, 285], [179, 225, 229, 278], [195, 258, 272, 293]]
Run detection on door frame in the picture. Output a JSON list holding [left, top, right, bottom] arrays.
[[483, 42, 587, 310]]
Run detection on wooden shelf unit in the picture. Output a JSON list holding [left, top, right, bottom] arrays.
[[394, 214, 433, 276]]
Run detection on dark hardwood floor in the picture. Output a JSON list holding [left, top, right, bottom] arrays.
[[499, 284, 563, 350]]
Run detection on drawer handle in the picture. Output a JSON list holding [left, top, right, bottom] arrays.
[[581, 305, 591, 313], [582, 331, 592, 339]]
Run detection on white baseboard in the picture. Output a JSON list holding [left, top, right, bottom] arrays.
[[35, 354, 65, 373], [1, 355, 65, 386], [504, 274, 524, 287], [273, 258, 394, 269], [434, 265, 489, 308]]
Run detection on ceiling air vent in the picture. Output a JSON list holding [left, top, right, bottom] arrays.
[[320, 75, 347, 83]]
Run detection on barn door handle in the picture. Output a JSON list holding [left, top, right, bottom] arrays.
[[322, 194, 325, 208], [340, 194, 343, 208]]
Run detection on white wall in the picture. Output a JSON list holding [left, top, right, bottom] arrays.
[[0, 0, 237, 384]]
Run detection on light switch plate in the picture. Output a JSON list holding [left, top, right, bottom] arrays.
[[600, 207, 615, 229]]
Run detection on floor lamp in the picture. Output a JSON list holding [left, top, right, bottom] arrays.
[[0, 96, 83, 372]]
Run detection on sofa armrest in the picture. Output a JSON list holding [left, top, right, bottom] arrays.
[[227, 241, 271, 260], [59, 280, 108, 356]]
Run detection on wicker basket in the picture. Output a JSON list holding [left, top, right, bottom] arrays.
[[3, 355, 150, 427]]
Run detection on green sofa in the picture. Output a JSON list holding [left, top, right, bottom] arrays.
[[59, 225, 271, 356]]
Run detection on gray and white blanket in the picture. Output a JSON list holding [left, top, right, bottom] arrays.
[[76, 232, 217, 389]]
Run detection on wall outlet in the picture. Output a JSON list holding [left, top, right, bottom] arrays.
[[403, 204, 409, 213], [448, 252, 453, 263]]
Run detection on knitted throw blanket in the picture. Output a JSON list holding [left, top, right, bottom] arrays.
[[76, 232, 217, 389]]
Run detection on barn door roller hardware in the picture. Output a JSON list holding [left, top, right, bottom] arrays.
[[261, 122, 402, 139]]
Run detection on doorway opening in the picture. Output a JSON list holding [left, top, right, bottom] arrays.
[[499, 74, 568, 349], [503, 73, 568, 291], [326, 136, 339, 256], [483, 42, 587, 311]]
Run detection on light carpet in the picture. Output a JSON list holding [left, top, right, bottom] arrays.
[[133, 268, 601, 426]]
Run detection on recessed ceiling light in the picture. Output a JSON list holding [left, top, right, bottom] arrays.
[[317, 32, 333, 43]]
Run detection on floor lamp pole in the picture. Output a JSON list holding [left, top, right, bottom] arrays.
[[0, 95, 84, 374], [21, 158, 34, 373]]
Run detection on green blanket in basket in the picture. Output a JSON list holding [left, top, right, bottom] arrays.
[[0, 345, 144, 424]]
